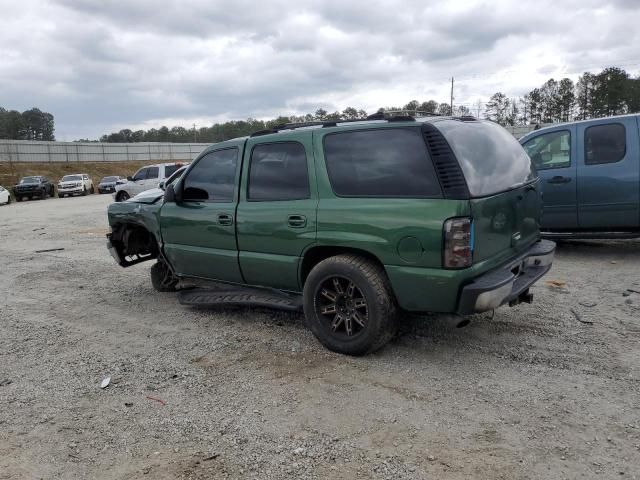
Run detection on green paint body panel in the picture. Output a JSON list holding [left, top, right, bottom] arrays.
[[107, 119, 544, 314], [235, 134, 319, 291]]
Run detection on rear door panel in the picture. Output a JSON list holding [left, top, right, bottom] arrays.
[[236, 135, 318, 291], [576, 117, 640, 229]]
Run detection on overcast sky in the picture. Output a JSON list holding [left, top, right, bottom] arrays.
[[1, 0, 639, 140]]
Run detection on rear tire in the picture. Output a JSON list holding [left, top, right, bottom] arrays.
[[151, 260, 178, 292], [303, 254, 398, 356], [116, 191, 130, 202]]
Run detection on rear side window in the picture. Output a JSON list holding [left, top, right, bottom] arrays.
[[248, 142, 310, 201], [522, 130, 571, 170], [437, 120, 536, 197], [585, 123, 626, 165], [146, 167, 159, 179], [182, 148, 238, 202], [323, 128, 441, 197], [164, 164, 180, 177]]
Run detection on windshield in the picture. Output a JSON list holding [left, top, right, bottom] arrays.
[[20, 177, 40, 183], [20, 177, 40, 184], [434, 119, 537, 197], [101, 176, 118, 182], [62, 175, 82, 182]]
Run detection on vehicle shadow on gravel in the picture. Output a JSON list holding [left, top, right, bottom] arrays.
[[554, 238, 640, 257]]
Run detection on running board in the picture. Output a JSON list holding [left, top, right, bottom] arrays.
[[542, 231, 640, 240], [178, 286, 303, 312]]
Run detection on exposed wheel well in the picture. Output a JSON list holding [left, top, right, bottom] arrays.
[[110, 223, 159, 266], [300, 246, 385, 287]]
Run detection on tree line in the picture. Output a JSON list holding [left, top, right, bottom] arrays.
[[484, 67, 640, 126], [0, 107, 55, 140]]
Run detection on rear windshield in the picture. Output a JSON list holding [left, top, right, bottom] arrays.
[[435, 120, 536, 197], [101, 176, 118, 182], [62, 175, 82, 182]]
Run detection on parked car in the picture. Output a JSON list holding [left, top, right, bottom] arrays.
[[97, 176, 126, 194], [107, 115, 555, 355], [520, 114, 640, 238], [13, 176, 54, 201], [114, 163, 185, 202], [58, 174, 94, 197], [127, 165, 188, 204], [0, 186, 11, 205]]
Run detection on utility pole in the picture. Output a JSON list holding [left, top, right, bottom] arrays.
[[450, 77, 454, 115]]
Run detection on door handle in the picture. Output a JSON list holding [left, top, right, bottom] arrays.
[[287, 215, 307, 228], [547, 176, 572, 184], [217, 213, 233, 226]]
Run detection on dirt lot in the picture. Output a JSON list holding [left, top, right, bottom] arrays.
[[1, 195, 639, 479]]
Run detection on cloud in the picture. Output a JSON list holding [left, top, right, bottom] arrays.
[[0, 0, 638, 139]]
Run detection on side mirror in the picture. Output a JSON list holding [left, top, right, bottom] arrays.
[[127, 176, 134, 182], [164, 183, 182, 203], [159, 180, 165, 190]]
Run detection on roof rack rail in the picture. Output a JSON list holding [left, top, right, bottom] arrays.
[[249, 113, 416, 137]]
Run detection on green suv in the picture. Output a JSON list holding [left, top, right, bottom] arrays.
[[107, 114, 555, 355]]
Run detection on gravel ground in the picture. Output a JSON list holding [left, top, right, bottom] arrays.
[[1, 195, 639, 479]]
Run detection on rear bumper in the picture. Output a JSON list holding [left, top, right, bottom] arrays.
[[457, 239, 556, 315]]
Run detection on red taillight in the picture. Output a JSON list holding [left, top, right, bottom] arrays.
[[443, 217, 473, 269]]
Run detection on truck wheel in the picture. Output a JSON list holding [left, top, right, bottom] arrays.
[[303, 254, 398, 356], [82, 187, 87, 196], [90, 185, 95, 194], [150, 260, 178, 292], [116, 191, 130, 202]]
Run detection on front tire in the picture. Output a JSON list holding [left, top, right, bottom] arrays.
[[82, 187, 87, 196], [303, 254, 398, 356], [150, 260, 178, 292], [116, 191, 130, 202]]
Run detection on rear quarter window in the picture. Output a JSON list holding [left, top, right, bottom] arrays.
[[436, 120, 536, 197], [322, 128, 442, 198]]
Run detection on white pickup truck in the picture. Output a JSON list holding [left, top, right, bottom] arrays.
[[58, 174, 94, 197], [114, 162, 185, 202]]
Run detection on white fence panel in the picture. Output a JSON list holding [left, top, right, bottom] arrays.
[[0, 140, 210, 163]]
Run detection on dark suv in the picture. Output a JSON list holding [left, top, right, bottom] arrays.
[[13, 176, 54, 201], [107, 115, 555, 355]]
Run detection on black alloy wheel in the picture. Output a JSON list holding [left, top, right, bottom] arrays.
[[315, 276, 368, 338]]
